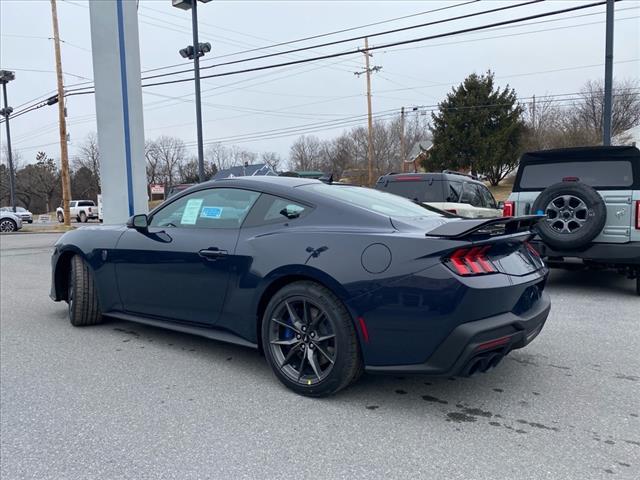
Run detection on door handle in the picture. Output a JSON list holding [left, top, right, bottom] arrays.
[[198, 248, 228, 260]]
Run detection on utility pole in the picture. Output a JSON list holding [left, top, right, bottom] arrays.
[[602, 0, 614, 146], [531, 94, 536, 131], [400, 106, 406, 173], [50, 0, 71, 226], [0, 70, 17, 212], [354, 37, 381, 185]]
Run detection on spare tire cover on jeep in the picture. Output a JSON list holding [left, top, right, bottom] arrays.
[[531, 181, 606, 250]]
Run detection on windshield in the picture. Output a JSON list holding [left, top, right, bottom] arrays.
[[302, 184, 442, 218]]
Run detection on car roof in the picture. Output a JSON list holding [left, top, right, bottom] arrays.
[[519, 145, 640, 166], [376, 172, 483, 184]]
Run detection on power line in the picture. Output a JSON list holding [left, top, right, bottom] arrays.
[[134, 0, 479, 76], [12, 0, 618, 110], [139, 1, 612, 89], [140, 0, 544, 81], [2, 1, 627, 125]]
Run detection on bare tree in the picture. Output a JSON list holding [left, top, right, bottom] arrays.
[[575, 78, 640, 140], [72, 133, 101, 195], [289, 135, 323, 171], [18, 151, 60, 213], [145, 136, 187, 186], [261, 151, 282, 171]]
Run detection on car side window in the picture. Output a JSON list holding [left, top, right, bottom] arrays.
[[479, 185, 497, 209], [460, 183, 483, 207], [243, 193, 310, 227], [446, 181, 462, 202], [150, 188, 260, 229]]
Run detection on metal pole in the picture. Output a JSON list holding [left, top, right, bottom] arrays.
[[602, 0, 614, 146], [191, 0, 205, 182], [400, 106, 405, 173], [364, 37, 374, 186], [51, 0, 71, 226], [1, 82, 17, 212]]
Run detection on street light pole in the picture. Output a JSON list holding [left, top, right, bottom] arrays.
[[602, 0, 614, 146], [0, 70, 17, 212], [191, 0, 205, 182]]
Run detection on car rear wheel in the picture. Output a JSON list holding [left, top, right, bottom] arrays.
[[0, 218, 17, 232], [79, 212, 87, 223], [68, 255, 103, 326], [262, 281, 362, 397]]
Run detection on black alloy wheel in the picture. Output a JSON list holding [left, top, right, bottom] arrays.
[[544, 194, 589, 233], [262, 281, 362, 397], [531, 181, 606, 250], [268, 297, 337, 386]]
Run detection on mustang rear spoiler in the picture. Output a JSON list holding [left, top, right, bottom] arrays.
[[425, 215, 544, 239]]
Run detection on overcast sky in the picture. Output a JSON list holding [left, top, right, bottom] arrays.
[[1, 0, 639, 168]]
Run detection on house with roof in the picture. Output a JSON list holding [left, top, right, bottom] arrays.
[[404, 139, 433, 172]]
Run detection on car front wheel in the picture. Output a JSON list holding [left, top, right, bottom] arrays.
[[68, 255, 103, 326], [0, 218, 17, 232], [57, 212, 64, 223], [262, 281, 362, 397]]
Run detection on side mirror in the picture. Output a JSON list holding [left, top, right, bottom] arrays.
[[127, 214, 149, 231], [497, 201, 505, 210]]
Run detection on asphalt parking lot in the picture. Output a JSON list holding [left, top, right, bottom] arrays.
[[1, 233, 638, 480]]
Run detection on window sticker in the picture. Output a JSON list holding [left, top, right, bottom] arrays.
[[200, 206, 223, 219], [181, 198, 203, 225]]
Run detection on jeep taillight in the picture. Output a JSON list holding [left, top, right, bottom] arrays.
[[446, 246, 496, 276], [635, 200, 640, 229], [503, 201, 514, 217]]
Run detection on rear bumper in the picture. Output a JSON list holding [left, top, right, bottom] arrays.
[[365, 291, 550, 375], [531, 239, 640, 265]]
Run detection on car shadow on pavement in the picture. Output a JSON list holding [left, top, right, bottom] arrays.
[[546, 267, 636, 297], [92, 314, 555, 429]]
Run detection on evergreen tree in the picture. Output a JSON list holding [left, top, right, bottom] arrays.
[[426, 71, 524, 185]]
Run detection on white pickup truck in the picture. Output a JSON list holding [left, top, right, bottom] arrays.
[[56, 200, 99, 223]]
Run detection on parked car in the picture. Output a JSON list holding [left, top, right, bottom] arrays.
[[375, 171, 502, 218], [1, 206, 33, 223], [56, 200, 98, 223], [504, 145, 640, 295], [0, 210, 23, 233], [51, 176, 549, 396]]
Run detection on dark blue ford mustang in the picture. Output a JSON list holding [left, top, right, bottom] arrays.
[[50, 176, 550, 396]]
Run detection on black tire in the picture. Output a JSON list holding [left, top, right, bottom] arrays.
[[79, 212, 88, 223], [262, 281, 362, 397], [57, 212, 64, 223], [0, 218, 17, 233], [532, 181, 606, 250], [68, 255, 103, 326]]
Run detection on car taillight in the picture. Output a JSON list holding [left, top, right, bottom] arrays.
[[393, 175, 422, 181], [88, 207, 92, 212], [446, 246, 496, 276], [445, 209, 457, 214], [636, 200, 640, 230], [525, 241, 540, 257], [503, 201, 514, 217]]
